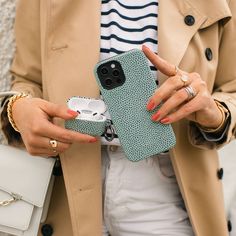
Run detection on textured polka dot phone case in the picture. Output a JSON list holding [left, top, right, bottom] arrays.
[[94, 49, 176, 162]]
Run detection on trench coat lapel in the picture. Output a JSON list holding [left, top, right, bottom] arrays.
[[157, 0, 207, 83], [46, 1, 103, 235], [157, 0, 231, 84]]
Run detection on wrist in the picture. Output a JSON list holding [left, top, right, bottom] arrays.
[[7, 93, 31, 132], [196, 100, 230, 133]]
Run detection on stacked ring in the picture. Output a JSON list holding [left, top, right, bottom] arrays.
[[184, 85, 196, 100]]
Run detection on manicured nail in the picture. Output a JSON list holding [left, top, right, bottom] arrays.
[[142, 45, 150, 51], [161, 117, 171, 124], [151, 111, 161, 121], [89, 138, 98, 143], [67, 109, 78, 116], [147, 100, 156, 111]]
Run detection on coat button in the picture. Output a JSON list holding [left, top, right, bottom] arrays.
[[41, 224, 54, 236], [184, 15, 195, 26], [205, 48, 213, 61], [228, 220, 232, 232], [217, 168, 224, 180]]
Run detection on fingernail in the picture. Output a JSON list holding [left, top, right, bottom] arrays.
[[161, 117, 171, 124], [142, 45, 149, 51], [89, 138, 98, 143], [146, 100, 155, 111], [151, 111, 160, 121], [67, 109, 78, 116]]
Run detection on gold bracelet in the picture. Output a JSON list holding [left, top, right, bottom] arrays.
[[198, 100, 230, 133], [7, 93, 30, 133]]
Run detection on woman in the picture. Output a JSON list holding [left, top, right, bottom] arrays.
[[1, 0, 236, 235]]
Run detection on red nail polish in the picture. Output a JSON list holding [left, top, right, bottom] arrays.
[[67, 109, 78, 116], [151, 111, 160, 121], [89, 138, 98, 143], [147, 100, 155, 111], [161, 117, 170, 124], [142, 45, 149, 51]]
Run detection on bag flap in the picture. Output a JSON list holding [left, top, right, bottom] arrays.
[[0, 190, 34, 231], [0, 145, 55, 208]]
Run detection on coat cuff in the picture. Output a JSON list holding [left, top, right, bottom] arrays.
[[188, 93, 236, 149]]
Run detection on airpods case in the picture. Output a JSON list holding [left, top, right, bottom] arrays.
[[65, 97, 107, 136]]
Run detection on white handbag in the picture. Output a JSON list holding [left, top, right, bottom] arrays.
[[0, 144, 55, 236]]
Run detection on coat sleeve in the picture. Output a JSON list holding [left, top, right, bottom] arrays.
[[0, 0, 42, 144], [189, 0, 236, 149], [10, 0, 43, 97]]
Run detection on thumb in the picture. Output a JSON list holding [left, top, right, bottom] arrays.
[[142, 45, 177, 77], [40, 101, 79, 120]]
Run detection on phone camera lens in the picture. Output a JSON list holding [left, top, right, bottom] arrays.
[[116, 78, 122, 84], [101, 67, 108, 75], [105, 78, 113, 86], [112, 69, 120, 77]]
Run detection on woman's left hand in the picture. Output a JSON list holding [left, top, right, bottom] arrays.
[[142, 45, 222, 129]]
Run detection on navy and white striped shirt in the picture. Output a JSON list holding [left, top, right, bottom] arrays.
[[100, 0, 158, 145]]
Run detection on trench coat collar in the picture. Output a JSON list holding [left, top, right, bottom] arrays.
[[157, 0, 231, 83]]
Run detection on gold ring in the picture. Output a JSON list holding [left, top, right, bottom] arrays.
[[180, 74, 189, 87], [49, 139, 58, 152]]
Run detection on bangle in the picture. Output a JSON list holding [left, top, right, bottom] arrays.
[[197, 100, 230, 133], [7, 93, 30, 132]]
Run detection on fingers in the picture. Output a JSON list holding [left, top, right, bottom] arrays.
[[40, 100, 78, 120], [148, 72, 207, 124], [142, 45, 177, 77], [147, 75, 193, 110], [29, 114, 97, 143], [159, 96, 202, 124], [151, 88, 190, 122], [26, 136, 71, 153]]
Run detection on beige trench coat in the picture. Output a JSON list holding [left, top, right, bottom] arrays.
[[7, 0, 236, 235]]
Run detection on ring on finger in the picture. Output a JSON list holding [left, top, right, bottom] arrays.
[[49, 139, 58, 153], [180, 74, 190, 87], [184, 85, 196, 100]]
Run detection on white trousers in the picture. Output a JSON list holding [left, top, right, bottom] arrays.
[[102, 146, 194, 236]]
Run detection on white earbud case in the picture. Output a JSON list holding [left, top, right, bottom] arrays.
[[65, 97, 108, 136]]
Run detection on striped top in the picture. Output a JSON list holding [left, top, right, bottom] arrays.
[[100, 0, 159, 145]]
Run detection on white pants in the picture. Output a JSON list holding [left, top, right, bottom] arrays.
[[102, 146, 194, 236]]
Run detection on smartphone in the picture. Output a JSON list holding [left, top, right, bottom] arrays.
[[94, 49, 176, 162]]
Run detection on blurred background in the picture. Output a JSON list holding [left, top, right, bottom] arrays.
[[0, 0, 235, 235]]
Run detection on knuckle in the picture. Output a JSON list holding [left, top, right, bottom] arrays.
[[176, 90, 187, 100], [169, 76, 177, 84], [27, 147, 37, 156], [59, 144, 70, 152], [31, 124, 41, 135], [27, 136, 36, 147], [153, 91, 164, 100], [191, 72, 201, 79], [199, 80, 207, 88], [63, 143, 71, 149], [184, 105, 193, 114], [61, 133, 72, 141]]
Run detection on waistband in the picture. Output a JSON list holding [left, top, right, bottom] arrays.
[[102, 145, 170, 157]]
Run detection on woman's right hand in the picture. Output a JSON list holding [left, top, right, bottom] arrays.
[[11, 97, 98, 157]]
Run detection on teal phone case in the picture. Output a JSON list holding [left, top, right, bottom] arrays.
[[94, 49, 176, 162]]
